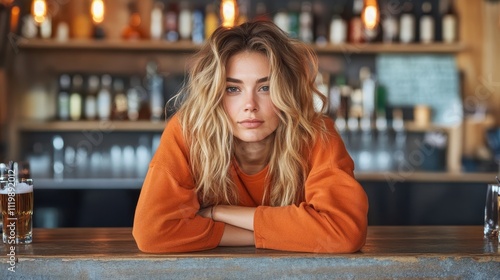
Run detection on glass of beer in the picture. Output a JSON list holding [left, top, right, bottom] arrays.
[[1, 163, 34, 244], [484, 184, 499, 237]]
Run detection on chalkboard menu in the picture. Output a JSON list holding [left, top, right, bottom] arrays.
[[376, 55, 462, 126]]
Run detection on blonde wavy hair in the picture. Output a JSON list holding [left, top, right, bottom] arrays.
[[174, 21, 327, 207]]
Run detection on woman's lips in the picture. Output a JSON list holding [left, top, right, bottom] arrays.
[[238, 119, 264, 128]]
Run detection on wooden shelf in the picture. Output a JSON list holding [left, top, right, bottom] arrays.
[[16, 39, 466, 54], [314, 43, 466, 54], [17, 120, 166, 132], [355, 171, 497, 183], [16, 38, 201, 52]]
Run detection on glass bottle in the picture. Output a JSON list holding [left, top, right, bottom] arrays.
[[287, 2, 300, 39], [274, 8, 290, 35], [381, 2, 399, 43], [150, 1, 164, 40], [164, 1, 179, 42], [122, 1, 146, 40], [419, 1, 435, 43], [238, 0, 249, 25], [399, 2, 415, 43], [192, 8, 205, 44], [146, 61, 164, 122], [69, 74, 83, 121], [178, 1, 192, 40], [204, 4, 218, 39], [329, 3, 347, 44], [314, 3, 329, 46], [57, 74, 70, 121], [112, 78, 128, 120], [97, 74, 112, 121], [349, 0, 364, 43], [254, 2, 271, 21], [84, 75, 99, 120], [127, 76, 141, 121], [442, 0, 458, 43], [299, 1, 313, 43]]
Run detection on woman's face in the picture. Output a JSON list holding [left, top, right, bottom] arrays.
[[223, 51, 280, 143]]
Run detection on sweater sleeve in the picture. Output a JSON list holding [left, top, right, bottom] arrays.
[[253, 118, 368, 253], [132, 115, 225, 253]]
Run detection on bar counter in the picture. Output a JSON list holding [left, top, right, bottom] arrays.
[[1, 226, 499, 279]]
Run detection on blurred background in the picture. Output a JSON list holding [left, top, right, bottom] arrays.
[[0, 0, 499, 228]]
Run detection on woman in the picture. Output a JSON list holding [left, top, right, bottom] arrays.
[[133, 21, 368, 253]]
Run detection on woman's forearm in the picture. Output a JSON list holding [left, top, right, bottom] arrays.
[[219, 224, 255, 246], [213, 205, 256, 231]]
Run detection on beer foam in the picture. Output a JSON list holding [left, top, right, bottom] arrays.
[[0, 182, 33, 194]]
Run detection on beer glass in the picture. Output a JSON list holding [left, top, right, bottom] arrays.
[[1, 162, 34, 244], [484, 184, 499, 237], [0, 163, 6, 233]]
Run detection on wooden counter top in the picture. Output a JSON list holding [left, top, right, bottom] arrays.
[[1, 226, 499, 278]]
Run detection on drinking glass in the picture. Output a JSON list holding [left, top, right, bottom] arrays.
[[484, 184, 499, 237], [1, 162, 34, 244]]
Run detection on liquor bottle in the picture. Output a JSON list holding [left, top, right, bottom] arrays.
[[329, 3, 347, 44], [127, 76, 141, 121], [399, 2, 415, 43], [192, 8, 204, 44], [122, 145, 135, 178], [442, 0, 458, 43], [112, 78, 128, 120], [146, 61, 164, 122], [97, 74, 112, 120], [52, 135, 64, 180], [314, 4, 329, 46], [150, 1, 163, 40], [274, 9, 290, 35], [287, 2, 300, 39], [178, 1, 192, 40], [40, 16, 51, 39], [328, 80, 341, 120], [57, 74, 71, 121], [299, 1, 313, 43], [122, 1, 146, 40], [254, 2, 271, 21], [381, 2, 399, 43], [69, 74, 83, 121], [238, 0, 249, 25], [349, 0, 364, 43], [164, 1, 179, 42], [84, 75, 99, 120], [360, 67, 375, 130], [204, 4, 218, 39], [419, 1, 434, 43], [375, 85, 387, 131], [71, 1, 92, 39]]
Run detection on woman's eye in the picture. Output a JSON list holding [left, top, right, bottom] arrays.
[[226, 86, 239, 94], [259, 85, 270, 92]]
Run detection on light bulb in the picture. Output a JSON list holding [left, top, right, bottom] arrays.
[[32, 0, 47, 24], [220, 0, 239, 28], [362, 0, 379, 30], [91, 0, 105, 24]]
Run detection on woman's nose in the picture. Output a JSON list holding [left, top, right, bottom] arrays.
[[244, 93, 258, 112]]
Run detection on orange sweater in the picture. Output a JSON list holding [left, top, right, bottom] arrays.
[[133, 115, 368, 253]]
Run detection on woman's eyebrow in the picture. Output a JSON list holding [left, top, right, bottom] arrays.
[[225, 77, 269, 83]]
